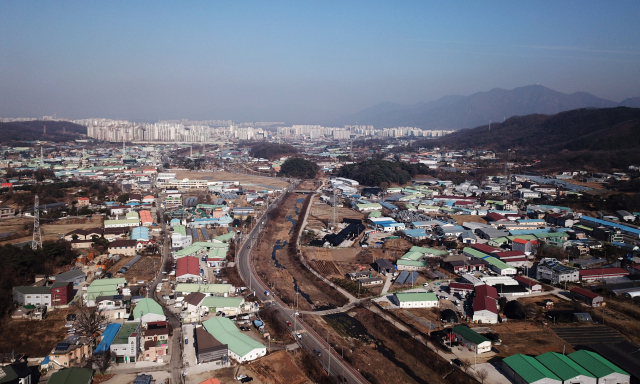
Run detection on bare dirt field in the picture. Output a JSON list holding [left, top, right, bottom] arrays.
[[253, 193, 348, 310], [484, 321, 573, 359], [0, 215, 103, 245], [124, 255, 161, 283], [450, 215, 487, 225], [250, 350, 308, 384], [306, 204, 364, 231], [0, 306, 74, 356], [174, 170, 289, 189]]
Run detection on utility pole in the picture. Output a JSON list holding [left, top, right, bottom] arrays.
[[32, 195, 42, 250]]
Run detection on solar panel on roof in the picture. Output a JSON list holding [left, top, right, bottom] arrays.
[[55, 343, 70, 351]]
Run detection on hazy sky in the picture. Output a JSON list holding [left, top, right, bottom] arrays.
[[1, 1, 639, 123]]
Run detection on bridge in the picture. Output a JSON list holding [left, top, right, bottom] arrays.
[[293, 190, 314, 194]]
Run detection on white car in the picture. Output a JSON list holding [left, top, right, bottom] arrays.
[[64, 323, 74, 328], [236, 375, 248, 381], [295, 332, 302, 340]]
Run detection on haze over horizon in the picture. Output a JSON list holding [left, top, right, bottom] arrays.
[[1, 1, 639, 123]]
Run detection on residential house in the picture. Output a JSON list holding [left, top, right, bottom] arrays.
[[0, 363, 32, 384], [50, 282, 74, 306], [108, 240, 137, 256], [48, 338, 92, 369], [536, 258, 579, 285], [13, 286, 51, 307], [52, 269, 86, 285], [176, 256, 201, 283], [132, 298, 166, 323]]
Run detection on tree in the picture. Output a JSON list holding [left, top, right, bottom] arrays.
[[477, 369, 488, 384], [278, 157, 319, 179], [74, 306, 105, 336], [116, 194, 129, 204], [90, 349, 114, 374], [72, 234, 79, 241], [245, 215, 252, 226]]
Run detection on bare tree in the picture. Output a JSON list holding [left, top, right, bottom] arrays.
[[461, 358, 472, 373], [90, 349, 114, 374], [74, 306, 105, 336], [477, 369, 489, 384]]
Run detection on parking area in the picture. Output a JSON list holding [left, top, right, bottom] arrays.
[[426, 282, 467, 315]]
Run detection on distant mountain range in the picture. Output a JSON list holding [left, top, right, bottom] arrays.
[[0, 121, 86, 142], [337, 85, 638, 129]]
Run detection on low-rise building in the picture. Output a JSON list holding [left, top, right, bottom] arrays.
[[567, 350, 630, 384], [570, 287, 604, 307], [48, 338, 92, 369], [13, 286, 52, 307], [108, 240, 137, 256], [536, 258, 579, 285], [47, 367, 94, 384], [393, 292, 439, 308], [578, 268, 629, 282], [195, 326, 228, 364], [451, 325, 492, 354], [502, 354, 562, 384], [202, 317, 266, 362], [110, 322, 141, 364]]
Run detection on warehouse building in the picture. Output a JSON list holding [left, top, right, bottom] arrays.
[[569, 287, 604, 307], [502, 354, 562, 384], [202, 317, 266, 362], [568, 350, 630, 384], [578, 268, 629, 282], [536, 352, 596, 384], [393, 292, 439, 308], [194, 326, 228, 364]]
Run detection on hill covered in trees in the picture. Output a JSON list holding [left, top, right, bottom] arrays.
[[250, 142, 298, 160], [424, 107, 640, 170], [0, 241, 79, 317], [278, 157, 319, 179], [0, 120, 87, 142], [335, 160, 432, 186]]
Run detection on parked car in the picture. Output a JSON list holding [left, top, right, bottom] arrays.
[[286, 321, 292, 327], [295, 332, 302, 339], [64, 323, 74, 328], [236, 375, 247, 381], [313, 349, 321, 356], [240, 377, 253, 383], [451, 358, 463, 367]]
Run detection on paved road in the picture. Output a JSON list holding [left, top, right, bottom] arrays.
[[235, 183, 369, 384], [150, 199, 184, 384]]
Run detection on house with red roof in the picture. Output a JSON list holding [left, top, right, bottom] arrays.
[[176, 256, 201, 283], [491, 250, 528, 267], [472, 284, 499, 324], [512, 238, 538, 255]]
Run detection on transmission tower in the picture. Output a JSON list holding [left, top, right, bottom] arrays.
[[32, 195, 42, 250]]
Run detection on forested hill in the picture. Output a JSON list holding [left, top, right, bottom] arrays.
[[0, 120, 87, 142], [427, 107, 640, 152], [250, 142, 298, 160]]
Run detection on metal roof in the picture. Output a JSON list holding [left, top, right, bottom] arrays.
[[503, 354, 561, 383], [452, 325, 491, 345], [568, 349, 629, 378], [536, 352, 595, 380]]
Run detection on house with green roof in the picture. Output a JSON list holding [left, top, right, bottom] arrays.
[[200, 297, 245, 315], [483, 256, 517, 276], [202, 318, 266, 362], [502, 354, 562, 384], [568, 350, 629, 384], [110, 322, 141, 363], [132, 298, 165, 323], [175, 283, 233, 297], [536, 352, 596, 384], [174, 241, 228, 258], [452, 325, 492, 354], [47, 367, 94, 384], [408, 246, 448, 257], [84, 278, 126, 306], [393, 292, 438, 308]]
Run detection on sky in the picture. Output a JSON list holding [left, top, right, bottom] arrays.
[[1, 1, 639, 123]]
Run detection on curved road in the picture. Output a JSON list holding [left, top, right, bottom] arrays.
[[236, 184, 370, 384]]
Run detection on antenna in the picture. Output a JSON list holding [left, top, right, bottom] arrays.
[[32, 195, 42, 250]]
